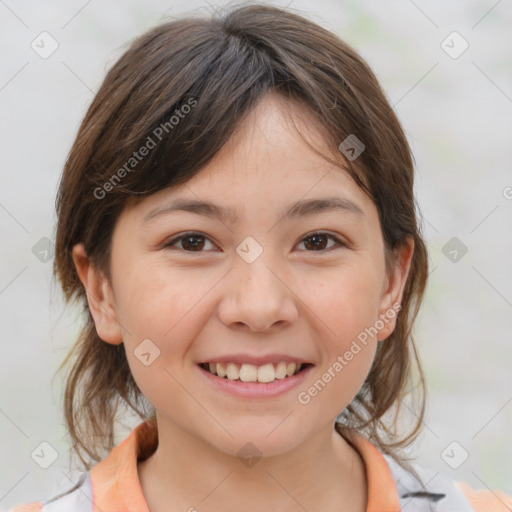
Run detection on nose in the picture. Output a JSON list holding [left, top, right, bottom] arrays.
[[217, 254, 299, 333]]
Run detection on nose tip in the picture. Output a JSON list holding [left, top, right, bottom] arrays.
[[217, 253, 300, 332]]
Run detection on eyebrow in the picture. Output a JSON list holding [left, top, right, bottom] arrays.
[[141, 196, 365, 226]]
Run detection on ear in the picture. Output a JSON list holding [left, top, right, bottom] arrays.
[[72, 243, 123, 345], [376, 237, 414, 341]]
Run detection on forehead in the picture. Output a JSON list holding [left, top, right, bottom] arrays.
[[123, 92, 378, 227]]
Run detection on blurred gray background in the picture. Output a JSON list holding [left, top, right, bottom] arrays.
[[1, 0, 511, 508]]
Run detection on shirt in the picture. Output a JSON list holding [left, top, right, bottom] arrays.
[[9, 419, 512, 512]]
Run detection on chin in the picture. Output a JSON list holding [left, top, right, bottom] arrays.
[[210, 425, 308, 461]]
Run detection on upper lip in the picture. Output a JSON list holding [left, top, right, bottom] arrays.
[[199, 354, 313, 366]]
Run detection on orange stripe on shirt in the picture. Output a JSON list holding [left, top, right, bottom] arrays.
[[344, 430, 401, 512], [456, 481, 512, 512]]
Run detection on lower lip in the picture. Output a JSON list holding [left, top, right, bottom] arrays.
[[197, 364, 314, 399]]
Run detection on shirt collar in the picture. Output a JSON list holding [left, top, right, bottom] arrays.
[[343, 428, 401, 511], [90, 419, 400, 512]]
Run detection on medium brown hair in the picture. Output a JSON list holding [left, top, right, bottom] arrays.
[[53, 2, 429, 481]]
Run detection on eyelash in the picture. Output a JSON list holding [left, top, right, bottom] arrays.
[[163, 231, 346, 254]]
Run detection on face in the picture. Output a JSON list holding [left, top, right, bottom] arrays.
[[74, 93, 412, 458]]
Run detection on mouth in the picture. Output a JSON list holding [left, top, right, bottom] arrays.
[[198, 361, 313, 384]]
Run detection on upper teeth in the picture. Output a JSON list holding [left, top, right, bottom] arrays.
[[206, 362, 302, 383]]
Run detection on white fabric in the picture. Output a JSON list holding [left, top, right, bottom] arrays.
[[41, 475, 93, 512], [384, 455, 474, 511]]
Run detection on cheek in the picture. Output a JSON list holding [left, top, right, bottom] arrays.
[[114, 262, 211, 341], [299, 265, 380, 391], [116, 267, 203, 406], [298, 330, 377, 418], [304, 265, 383, 338]]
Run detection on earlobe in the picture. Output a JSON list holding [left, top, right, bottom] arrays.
[[72, 243, 124, 345], [376, 238, 414, 341]]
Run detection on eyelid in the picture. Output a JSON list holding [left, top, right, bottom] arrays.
[[163, 231, 218, 252], [296, 231, 347, 251], [163, 230, 347, 253]]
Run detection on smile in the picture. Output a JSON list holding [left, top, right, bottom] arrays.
[[197, 361, 314, 399], [199, 361, 308, 383]]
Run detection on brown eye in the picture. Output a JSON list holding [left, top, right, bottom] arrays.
[[163, 231, 344, 254], [298, 233, 344, 252], [164, 232, 215, 252]]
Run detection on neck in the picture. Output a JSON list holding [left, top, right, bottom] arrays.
[[138, 416, 367, 512]]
